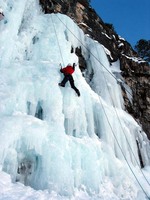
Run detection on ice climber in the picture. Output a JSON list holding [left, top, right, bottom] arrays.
[[58, 63, 80, 97], [0, 8, 4, 21]]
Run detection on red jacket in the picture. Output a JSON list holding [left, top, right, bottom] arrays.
[[61, 65, 75, 75]]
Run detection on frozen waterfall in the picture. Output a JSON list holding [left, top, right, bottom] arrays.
[[0, 0, 150, 199]]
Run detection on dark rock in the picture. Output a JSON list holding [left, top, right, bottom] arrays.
[[75, 47, 87, 72]]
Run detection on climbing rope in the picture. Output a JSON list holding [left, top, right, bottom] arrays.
[[95, 44, 150, 187], [55, 14, 140, 100], [99, 97, 150, 199], [51, 14, 65, 66], [52, 13, 150, 198]]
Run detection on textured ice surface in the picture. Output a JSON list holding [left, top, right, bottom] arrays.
[[0, 0, 150, 199]]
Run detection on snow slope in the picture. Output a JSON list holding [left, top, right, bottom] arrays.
[[0, 0, 150, 199]]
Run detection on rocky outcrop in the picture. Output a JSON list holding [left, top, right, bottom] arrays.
[[120, 55, 150, 138], [39, 0, 150, 138]]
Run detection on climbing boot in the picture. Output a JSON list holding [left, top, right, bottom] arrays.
[[58, 83, 65, 87]]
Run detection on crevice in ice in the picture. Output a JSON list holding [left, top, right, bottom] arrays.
[[27, 101, 31, 115], [75, 46, 87, 73], [64, 29, 69, 41], [71, 45, 74, 53], [16, 150, 41, 187], [64, 118, 81, 137], [27, 101, 44, 120], [93, 111, 101, 138], [136, 139, 144, 168], [35, 100, 44, 120], [64, 118, 74, 136], [85, 63, 94, 82], [32, 35, 39, 44]]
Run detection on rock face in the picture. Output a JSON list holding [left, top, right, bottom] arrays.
[[39, 0, 150, 138]]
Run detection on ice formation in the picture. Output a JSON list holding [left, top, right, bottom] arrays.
[[0, 0, 150, 199]]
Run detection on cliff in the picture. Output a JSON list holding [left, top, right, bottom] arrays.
[[39, 0, 150, 138]]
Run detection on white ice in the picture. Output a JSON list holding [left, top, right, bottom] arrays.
[[0, 0, 150, 199]]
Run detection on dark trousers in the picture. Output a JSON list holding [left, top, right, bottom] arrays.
[[61, 74, 80, 96]]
